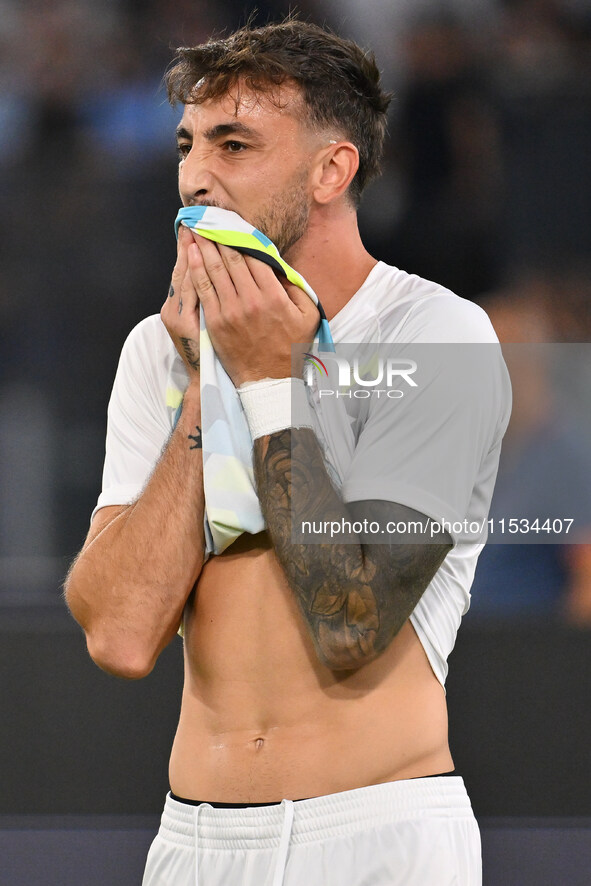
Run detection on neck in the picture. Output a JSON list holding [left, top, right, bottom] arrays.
[[284, 202, 377, 321]]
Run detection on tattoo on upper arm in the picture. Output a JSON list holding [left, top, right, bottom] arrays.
[[253, 429, 451, 669], [179, 337, 200, 371], [188, 425, 202, 449]]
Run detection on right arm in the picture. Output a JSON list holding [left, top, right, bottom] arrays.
[[64, 383, 204, 679], [65, 226, 205, 679]]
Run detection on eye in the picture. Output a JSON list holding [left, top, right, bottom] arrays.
[[224, 140, 246, 154], [176, 143, 191, 160]]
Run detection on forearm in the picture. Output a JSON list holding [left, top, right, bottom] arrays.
[[254, 429, 397, 670], [254, 428, 450, 670], [65, 384, 205, 678]]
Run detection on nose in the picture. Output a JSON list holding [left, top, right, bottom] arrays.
[[178, 148, 216, 205]]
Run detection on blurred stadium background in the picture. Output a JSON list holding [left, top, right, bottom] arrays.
[[1, 1, 590, 883]]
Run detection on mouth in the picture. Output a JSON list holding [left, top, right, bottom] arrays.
[[189, 199, 227, 211]]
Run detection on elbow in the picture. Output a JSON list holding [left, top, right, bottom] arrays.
[[86, 630, 157, 680], [64, 587, 154, 679], [64, 573, 173, 681]]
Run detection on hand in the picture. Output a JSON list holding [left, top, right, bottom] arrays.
[[187, 234, 320, 388], [161, 225, 201, 380]]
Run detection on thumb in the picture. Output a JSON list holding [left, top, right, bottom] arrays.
[[281, 278, 317, 314]]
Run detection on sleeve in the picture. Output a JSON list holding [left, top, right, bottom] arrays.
[[91, 316, 177, 520], [340, 297, 512, 543]]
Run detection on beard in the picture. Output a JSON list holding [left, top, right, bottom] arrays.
[[251, 166, 311, 257], [189, 166, 311, 258]]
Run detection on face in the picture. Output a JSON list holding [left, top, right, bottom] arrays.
[[176, 83, 320, 255]]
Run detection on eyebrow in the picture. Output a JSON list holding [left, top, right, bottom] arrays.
[[175, 122, 264, 144]]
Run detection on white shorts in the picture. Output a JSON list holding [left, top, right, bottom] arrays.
[[142, 776, 482, 886]]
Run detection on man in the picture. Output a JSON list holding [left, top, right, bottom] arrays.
[[65, 19, 510, 886]]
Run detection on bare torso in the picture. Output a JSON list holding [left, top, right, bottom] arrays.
[[169, 532, 453, 802]]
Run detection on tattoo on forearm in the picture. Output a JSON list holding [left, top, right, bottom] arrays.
[[253, 429, 450, 670], [179, 337, 200, 371], [188, 425, 202, 449]]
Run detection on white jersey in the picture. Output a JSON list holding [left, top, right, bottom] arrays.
[[94, 261, 511, 685]]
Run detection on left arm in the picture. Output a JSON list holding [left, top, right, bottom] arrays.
[[188, 233, 450, 670], [254, 427, 450, 671]]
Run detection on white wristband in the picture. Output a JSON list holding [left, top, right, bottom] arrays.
[[237, 377, 314, 440]]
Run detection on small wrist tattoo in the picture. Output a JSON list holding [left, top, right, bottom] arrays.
[[168, 283, 175, 298], [178, 297, 183, 315], [188, 425, 202, 449]]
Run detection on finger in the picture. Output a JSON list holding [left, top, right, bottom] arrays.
[[278, 280, 321, 344], [217, 243, 258, 297], [191, 236, 240, 310], [162, 267, 198, 329], [242, 255, 314, 316], [280, 279, 315, 313], [188, 241, 221, 321], [177, 225, 193, 264], [169, 227, 190, 298], [163, 227, 198, 313], [178, 224, 190, 252], [179, 265, 200, 313], [242, 254, 283, 292]]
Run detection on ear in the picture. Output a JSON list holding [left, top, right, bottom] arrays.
[[311, 141, 359, 205]]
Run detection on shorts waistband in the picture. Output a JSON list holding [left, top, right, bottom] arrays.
[[158, 777, 474, 850], [169, 770, 458, 809]]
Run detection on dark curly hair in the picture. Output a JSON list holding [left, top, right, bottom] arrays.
[[165, 19, 392, 207]]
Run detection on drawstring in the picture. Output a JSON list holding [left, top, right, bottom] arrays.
[[193, 799, 294, 886], [272, 799, 295, 886], [193, 803, 205, 886]]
